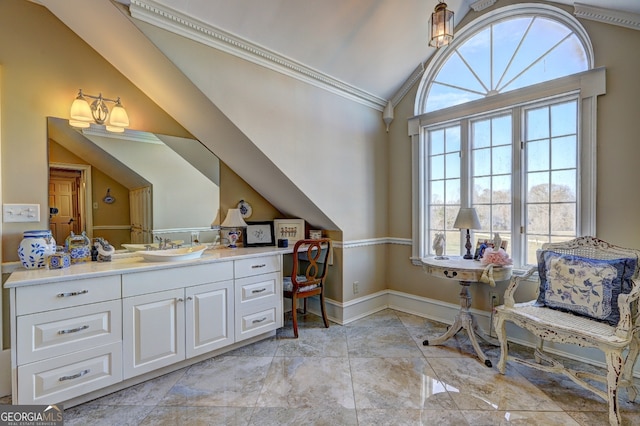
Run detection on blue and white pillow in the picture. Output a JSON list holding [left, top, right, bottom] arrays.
[[534, 250, 637, 326]]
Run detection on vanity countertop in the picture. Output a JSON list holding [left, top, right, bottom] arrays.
[[5, 245, 293, 288]]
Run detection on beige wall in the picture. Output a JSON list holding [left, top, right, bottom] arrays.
[[3, 0, 638, 312], [0, 0, 272, 262], [387, 0, 640, 310], [134, 21, 390, 242]]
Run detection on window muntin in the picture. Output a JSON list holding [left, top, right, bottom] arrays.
[[523, 99, 578, 264], [424, 15, 589, 113], [423, 96, 579, 266], [427, 125, 462, 256], [471, 114, 513, 252], [413, 5, 596, 268]]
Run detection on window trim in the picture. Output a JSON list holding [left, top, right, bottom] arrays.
[[414, 3, 595, 115], [409, 67, 606, 266]]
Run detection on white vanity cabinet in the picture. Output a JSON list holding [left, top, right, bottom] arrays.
[[234, 255, 283, 341], [6, 247, 286, 407], [12, 275, 123, 405], [121, 262, 234, 379], [185, 280, 234, 358]]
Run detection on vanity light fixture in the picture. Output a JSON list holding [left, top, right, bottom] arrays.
[[429, 1, 454, 49], [69, 89, 130, 133]]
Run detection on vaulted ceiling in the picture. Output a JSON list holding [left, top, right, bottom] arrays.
[[120, 0, 640, 107]]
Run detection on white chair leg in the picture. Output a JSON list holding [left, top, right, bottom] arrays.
[[493, 314, 508, 374], [605, 350, 624, 426], [622, 336, 640, 403]]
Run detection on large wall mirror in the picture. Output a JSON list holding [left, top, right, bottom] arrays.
[[47, 117, 220, 249]]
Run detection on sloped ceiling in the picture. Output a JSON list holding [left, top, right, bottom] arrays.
[[121, 0, 640, 107]]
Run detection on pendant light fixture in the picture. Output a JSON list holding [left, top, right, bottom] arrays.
[[429, 1, 454, 49]]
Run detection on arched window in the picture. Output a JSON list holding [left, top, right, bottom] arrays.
[[409, 4, 604, 267]]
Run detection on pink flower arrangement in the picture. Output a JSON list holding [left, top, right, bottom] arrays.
[[481, 247, 512, 266]]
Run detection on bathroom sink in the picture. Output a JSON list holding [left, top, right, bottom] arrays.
[[138, 244, 208, 262], [123, 241, 184, 252]]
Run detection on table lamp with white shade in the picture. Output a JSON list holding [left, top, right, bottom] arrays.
[[220, 208, 247, 248], [454, 207, 481, 259]]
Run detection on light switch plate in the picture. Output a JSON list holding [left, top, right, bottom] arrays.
[[3, 204, 40, 223]]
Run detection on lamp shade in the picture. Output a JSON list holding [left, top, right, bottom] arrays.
[[221, 208, 248, 228], [210, 209, 221, 229], [454, 208, 480, 230]]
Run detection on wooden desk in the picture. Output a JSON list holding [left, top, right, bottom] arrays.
[[421, 256, 512, 367]]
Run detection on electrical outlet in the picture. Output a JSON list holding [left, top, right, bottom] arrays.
[[353, 281, 359, 294], [489, 291, 499, 307]]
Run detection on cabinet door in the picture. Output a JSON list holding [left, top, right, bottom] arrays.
[[123, 289, 185, 379], [186, 280, 234, 358]]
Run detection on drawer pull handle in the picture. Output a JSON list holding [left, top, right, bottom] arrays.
[[59, 369, 90, 382], [57, 290, 89, 298], [252, 317, 267, 324], [187, 296, 193, 301], [251, 288, 267, 294], [177, 298, 184, 302], [58, 325, 89, 335], [251, 264, 267, 269], [444, 270, 458, 278]]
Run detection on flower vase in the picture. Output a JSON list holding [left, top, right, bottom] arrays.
[[18, 230, 56, 269]]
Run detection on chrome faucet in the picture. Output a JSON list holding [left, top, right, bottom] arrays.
[[155, 236, 173, 250]]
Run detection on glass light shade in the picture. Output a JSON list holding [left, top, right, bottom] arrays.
[[105, 125, 125, 133], [108, 101, 130, 128], [69, 119, 91, 129], [454, 208, 480, 230], [220, 208, 248, 228], [429, 2, 454, 48], [69, 95, 93, 122]]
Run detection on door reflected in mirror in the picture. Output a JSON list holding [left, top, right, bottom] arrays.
[[47, 117, 221, 250]]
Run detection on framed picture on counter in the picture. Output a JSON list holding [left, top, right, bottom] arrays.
[[242, 221, 275, 247], [273, 218, 305, 245]]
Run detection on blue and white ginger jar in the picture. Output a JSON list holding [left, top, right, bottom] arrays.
[[18, 230, 56, 269]]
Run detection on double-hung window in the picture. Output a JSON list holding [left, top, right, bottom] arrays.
[[410, 4, 605, 268]]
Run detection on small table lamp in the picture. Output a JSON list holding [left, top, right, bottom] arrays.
[[221, 208, 247, 248], [454, 207, 481, 259]]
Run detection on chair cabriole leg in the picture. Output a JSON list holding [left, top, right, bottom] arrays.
[[320, 291, 329, 328], [291, 294, 299, 338], [493, 314, 508, 374], [605, 349, 624, 426]]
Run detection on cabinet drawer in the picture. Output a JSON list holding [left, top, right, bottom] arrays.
[[16, 276, 121, 316], [17, 342, 122, 405], [234, 255, 280, 278], [235, 272, 280, 306], [236, 305, 280, 342], [122, 261, 233, 297], [17, 300, 122, 365]]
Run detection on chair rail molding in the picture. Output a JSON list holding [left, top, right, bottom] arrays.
[[128, 0, 387, 111]]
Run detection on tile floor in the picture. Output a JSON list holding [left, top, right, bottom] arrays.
[[8, 309, 640, 425]]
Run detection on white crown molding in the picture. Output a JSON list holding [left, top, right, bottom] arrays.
[[128, 0, 387, 111], [390, 62, 425, 107], [574, 3, 640, 31], [470, 0, 498, 12]]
